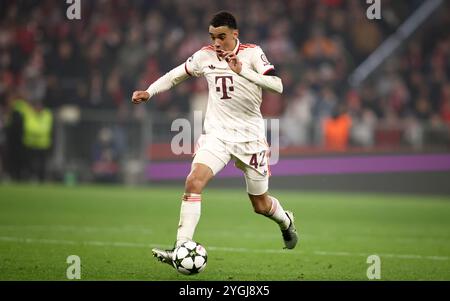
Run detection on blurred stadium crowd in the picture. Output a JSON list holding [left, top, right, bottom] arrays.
[[0, 0, 449, 157]]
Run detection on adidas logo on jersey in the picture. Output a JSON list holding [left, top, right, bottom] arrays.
[[208, 64, 216, 70]]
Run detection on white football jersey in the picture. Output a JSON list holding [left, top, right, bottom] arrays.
[[185, 39, 276, 143]]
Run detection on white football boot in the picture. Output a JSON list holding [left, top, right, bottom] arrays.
[[151, 248, 174, 266], [281, 211, 298, 249]]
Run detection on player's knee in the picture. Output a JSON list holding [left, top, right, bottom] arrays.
[[249, 194, 271, 215], [253, 204, 269, 215], [185, 174, 205, 193]]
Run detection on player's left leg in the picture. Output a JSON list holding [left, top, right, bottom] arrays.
[[235, 158, 298, 249], [248, 192, 298, 249]]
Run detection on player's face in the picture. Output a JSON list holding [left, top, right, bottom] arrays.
[[208, 25, 238, 52]]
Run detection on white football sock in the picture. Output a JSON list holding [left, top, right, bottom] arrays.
[[176, 193, 201, 247], [266, 196, 290, 230]]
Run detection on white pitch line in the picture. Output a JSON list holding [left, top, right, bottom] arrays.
[[313, 250, 449, 261], [0, 224, 153, 234], [0, 236, 448, 261], [0, 236, 164, 249]]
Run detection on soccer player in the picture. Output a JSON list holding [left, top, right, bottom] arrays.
[[132, 11, 298, 266]]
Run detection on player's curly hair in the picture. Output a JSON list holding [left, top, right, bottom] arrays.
[[210, 11, 237, 29]]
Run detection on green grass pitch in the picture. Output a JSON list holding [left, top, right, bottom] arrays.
[[0, 183, 449, 280]]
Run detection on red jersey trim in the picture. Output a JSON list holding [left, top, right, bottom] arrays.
[[201, 45, 215, 51], [236, 43, 257, 55], [239, 43, 257, 48], [184, 62, 192, 76], [263, 67, 275, 75]]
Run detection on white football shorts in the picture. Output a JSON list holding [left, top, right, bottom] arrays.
[[192, 134, 271, 195]]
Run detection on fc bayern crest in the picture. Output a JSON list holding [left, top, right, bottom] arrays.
[[260, 54, 271, 66]]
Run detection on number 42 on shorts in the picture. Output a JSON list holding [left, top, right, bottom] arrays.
[[249, 150, 267, 169]]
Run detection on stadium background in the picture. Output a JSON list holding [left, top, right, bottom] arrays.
[[0, 0, 449, 280]]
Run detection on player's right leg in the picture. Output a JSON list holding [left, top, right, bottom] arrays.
[[177, 162, 214, 245], [152, 162, 214, 266], [152, 162, 214, 265], [152, 135, 230, 266]]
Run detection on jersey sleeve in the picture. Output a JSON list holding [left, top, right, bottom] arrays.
[[252, 46, 276, 75], [184, 50, 204, 77]]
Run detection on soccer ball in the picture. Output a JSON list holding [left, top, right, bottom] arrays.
[[172, 241, 207, 275]]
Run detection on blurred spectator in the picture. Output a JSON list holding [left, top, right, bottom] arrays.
[[348, 1, 383, 63], [351, 109, 377, 147], [261, 92, 285, 118], [280, 84, 314, 146], [4, 95, 28, 180], [323, 105, 352, 151], [403, 114, 424, 149], [91, 127, 120, 183], [424, 114, 450, 147], [312, 86, 337, 145], [6, 95, 54, 182], [22, 99, 54, 182], [303, 25, 339, 62], [440, 83, 450, 124]]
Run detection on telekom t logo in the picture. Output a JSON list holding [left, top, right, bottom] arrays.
[[215, 76, 234, 99]]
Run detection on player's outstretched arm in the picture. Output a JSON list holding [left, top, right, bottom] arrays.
[[222, 51, 283, 94], [239, 68, 283, 94], [131, 63, 190, 104]]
